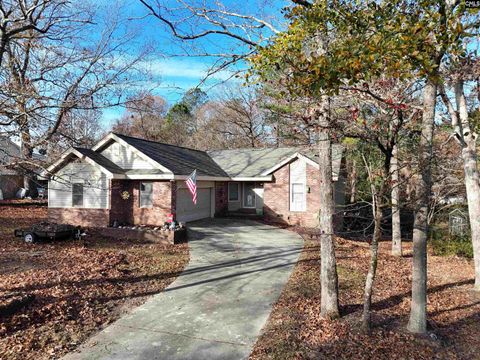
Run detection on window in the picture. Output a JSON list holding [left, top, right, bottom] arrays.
[[290, 183, 306, 212], [228, 182, 239, 202], [140, 182, 153, 208], [72, 183, 84, 207]]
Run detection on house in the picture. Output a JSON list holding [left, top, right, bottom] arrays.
[[45, 132, 345, 228], [0, 137, 25, 199], [0, 136, 46, 199]]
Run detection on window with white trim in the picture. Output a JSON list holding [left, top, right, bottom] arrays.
[[72, 183, 84, 207], [290, 183, 306, 212], [228, 182, 239, 201], [140, 182, 153, 208]]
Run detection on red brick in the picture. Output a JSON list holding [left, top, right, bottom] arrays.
[[215, 182, 228, 216], [48, 208, 109, 227], [130, 181, 173, 226], [263, 161, 320, 228]]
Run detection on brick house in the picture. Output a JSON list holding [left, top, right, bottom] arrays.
[[45, 132, 345, 228]]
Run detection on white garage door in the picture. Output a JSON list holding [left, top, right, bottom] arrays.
[[176, 188, 212, 223]]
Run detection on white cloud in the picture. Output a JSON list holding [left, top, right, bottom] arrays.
[[144, 57, 244, 82]]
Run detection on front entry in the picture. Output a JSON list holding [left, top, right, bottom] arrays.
[[243, 183, 256, 208]]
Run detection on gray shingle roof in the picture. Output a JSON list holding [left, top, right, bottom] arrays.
[[300, 145, 344, 181], [62, 134, 344, 180], [208, 144, 344, 180], [74, 147, 126, 174], [207, 147, 297, 177], [114, 133, 228, 177]]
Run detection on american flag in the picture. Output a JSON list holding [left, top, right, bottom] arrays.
[[185, 169, 197, 204]]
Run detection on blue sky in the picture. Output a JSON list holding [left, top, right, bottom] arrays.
[[97, 0, 288, 128]]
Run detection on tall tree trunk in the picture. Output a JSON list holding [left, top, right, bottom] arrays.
[[350, 159, 357, 204], [391, 142, 402, 256], [455, 81, 480, 291], [318, 96, 340, 320], [408, 81, 437, 334], [361, 152, 390, 332], [20, 124, 34, 194], [362, 188, 383, 332]]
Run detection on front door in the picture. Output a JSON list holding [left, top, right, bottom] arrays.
[[243, 182, 256, 208]]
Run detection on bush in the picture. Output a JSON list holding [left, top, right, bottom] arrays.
[[430, 228, 473, 258]]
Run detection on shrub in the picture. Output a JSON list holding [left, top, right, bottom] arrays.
[[429, 227, 473, 258]]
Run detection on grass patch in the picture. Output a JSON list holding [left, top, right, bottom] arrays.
[[337, 265, 364, 291]]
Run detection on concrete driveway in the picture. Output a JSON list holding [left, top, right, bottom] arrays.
[[64, 218, 303, 360]]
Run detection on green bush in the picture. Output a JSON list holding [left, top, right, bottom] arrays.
[[429, 229, 473, 258]]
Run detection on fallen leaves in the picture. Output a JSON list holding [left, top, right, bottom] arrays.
[[249, 235, 480, 360], [0, 206, 189, 360]]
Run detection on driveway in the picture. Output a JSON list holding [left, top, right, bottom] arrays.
[[64, 218, 303, 360]]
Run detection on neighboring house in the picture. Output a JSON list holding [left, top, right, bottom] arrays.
[[0, 137, 25, 199], [45, 132, 345, 228], [0, 136, 46, 199]]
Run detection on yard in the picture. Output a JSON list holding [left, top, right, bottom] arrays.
[[0, 205, 189, 360], [250, 234, 480, 360], [2, 205, 480, 360]]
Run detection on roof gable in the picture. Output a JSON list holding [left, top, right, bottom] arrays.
[[46, 133, 344, 181], [74, 148, 126, 174], [46, 148, 121, 178], [114, 133, 228, 177], [209, 145, 344, 180], [93, 133, 173, 173], [208, 147, 297, 178]]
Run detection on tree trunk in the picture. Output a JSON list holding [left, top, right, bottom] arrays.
[[455, 81, 480, 291], [391, 143, 402, 256], [407, 81, 437, 334], [20, 126, 34, 194], [318, 96, 340, 320], [350, 159, 357, 204], [362, 189, 383, 332]]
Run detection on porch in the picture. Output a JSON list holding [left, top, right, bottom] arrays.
[[226, 181, 264, 216]]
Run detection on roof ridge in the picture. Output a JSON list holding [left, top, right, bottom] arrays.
[[207, 145, 301, 153], [113, 132, 208, 154]]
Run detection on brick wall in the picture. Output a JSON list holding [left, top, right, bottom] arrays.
[[171, 180, 177, 216], [131, 180, 172, 226], [215, 181, 228, 216], [48, 208, 110, 227], [110, 180, 134, 225], [263, 161, 320, 228]]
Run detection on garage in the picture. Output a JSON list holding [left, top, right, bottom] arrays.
[[176, 187, 212, 223]]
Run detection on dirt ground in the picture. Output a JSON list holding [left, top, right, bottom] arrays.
[[250, 234, 480, 360], [0, 206, 189, 360]]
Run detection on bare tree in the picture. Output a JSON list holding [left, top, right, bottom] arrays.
[[0, 0, 146, 190], [138, 0, 341, 320], [0, 0, 80, 67], [138, 0, 281, 80], [112, 92, 168, 142], [194, 86, 271, 149]]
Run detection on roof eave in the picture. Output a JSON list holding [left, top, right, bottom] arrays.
[[92, 133, 174, 175], [44, 148, 115, 178]]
